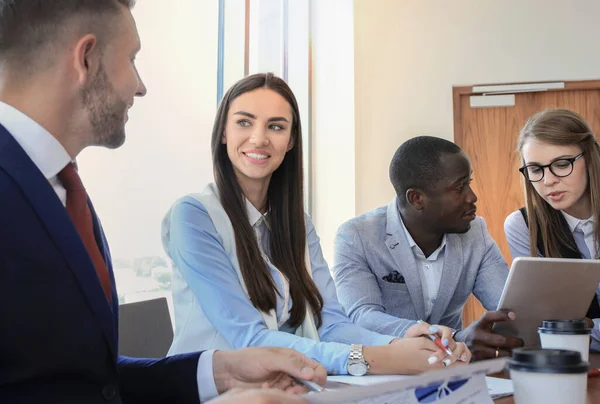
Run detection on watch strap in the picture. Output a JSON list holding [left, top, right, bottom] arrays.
[[349, 344, 368, 366]]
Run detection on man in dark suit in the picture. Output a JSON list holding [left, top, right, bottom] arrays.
[[0, 1, 325, 403]]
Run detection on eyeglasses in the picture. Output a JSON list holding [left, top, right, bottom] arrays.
[[519, 152, 584, 183]]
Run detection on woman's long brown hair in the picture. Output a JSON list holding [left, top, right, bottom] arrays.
[[211, 73, 323, 328], [517, 109, 600, 258]]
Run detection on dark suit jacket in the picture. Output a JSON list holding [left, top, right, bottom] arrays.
[[0, 124, 201, 403]]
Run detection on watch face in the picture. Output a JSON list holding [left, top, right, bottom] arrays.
[[348, 362, 368, 376]]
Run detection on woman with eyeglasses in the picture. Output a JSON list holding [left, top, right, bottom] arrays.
[[504, 109, 600, 346]]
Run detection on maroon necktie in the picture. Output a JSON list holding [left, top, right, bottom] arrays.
[[58, 163, 112, 302]]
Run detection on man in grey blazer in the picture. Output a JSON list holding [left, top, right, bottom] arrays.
[[333, 136, 524, 360]]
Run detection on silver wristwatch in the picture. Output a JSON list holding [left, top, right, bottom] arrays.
[[347, 344, 369, 376]]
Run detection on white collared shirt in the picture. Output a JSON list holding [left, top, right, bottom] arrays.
[[400, 217, 447, 319], [0, 100, 218, 401], [561, 211, 597, 258], [0, 101, 71, 206]]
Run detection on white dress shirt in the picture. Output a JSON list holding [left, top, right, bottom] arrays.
[[0, 101, 218, 402], [562, 211, 597, 258], [0, 101, 71, 206], [400, 217, 447, 319]]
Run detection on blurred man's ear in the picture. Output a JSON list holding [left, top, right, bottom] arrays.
[[73, 34, 100, 87]]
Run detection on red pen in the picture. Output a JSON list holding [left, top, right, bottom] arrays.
[[424, 333, 454, 357], [417, 320, 454, 356]]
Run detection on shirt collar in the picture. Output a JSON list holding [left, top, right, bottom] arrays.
[[245, 198, 270, 229], [0, 101, 71, 179], [561, 210, 594, 232], [399, 213, 447, 260]]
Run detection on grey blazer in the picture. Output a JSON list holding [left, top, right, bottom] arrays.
[[332, 198, 509, 336]]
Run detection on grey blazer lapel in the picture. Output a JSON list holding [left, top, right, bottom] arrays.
[[429, 234, 464, 324], [385, 199, 426, 321]]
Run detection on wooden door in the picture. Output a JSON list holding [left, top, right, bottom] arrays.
[[453, 80, 600, 327]]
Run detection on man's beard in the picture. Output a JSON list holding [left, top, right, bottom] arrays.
[[81, 63, 128, 149]]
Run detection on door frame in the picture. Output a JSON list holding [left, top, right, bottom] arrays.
[[453, 79, 600, 146]]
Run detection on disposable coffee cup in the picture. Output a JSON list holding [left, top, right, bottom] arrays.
[[509, 348, 588, 404], [538, 319, 591, 362]]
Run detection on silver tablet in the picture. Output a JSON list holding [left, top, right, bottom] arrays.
[[493, 256, 600, 348]]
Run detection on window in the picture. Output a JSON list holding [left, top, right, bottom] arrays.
[[244, 0, 312, 211]]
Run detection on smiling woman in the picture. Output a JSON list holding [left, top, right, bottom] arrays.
[[223, 87, 295, 203], [179, 72, 321, 331]]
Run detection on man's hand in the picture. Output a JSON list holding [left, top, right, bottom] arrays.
[[454, 310, 524, 361], [208, 388, 308, 404], [212, 347, 327, 395]]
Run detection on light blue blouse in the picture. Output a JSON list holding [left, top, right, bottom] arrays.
[[166, 196, 394, 375]]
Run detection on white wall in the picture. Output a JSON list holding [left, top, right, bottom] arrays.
[[311, 0, 356, 265], [354, 0, 600, 214]]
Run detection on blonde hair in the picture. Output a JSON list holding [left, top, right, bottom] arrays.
[[517, 109, 600, 257]]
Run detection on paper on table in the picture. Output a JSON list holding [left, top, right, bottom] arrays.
[[306, 357, 509, 404], [326, 373, 513, 398], [326, 374, 412, 389]]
